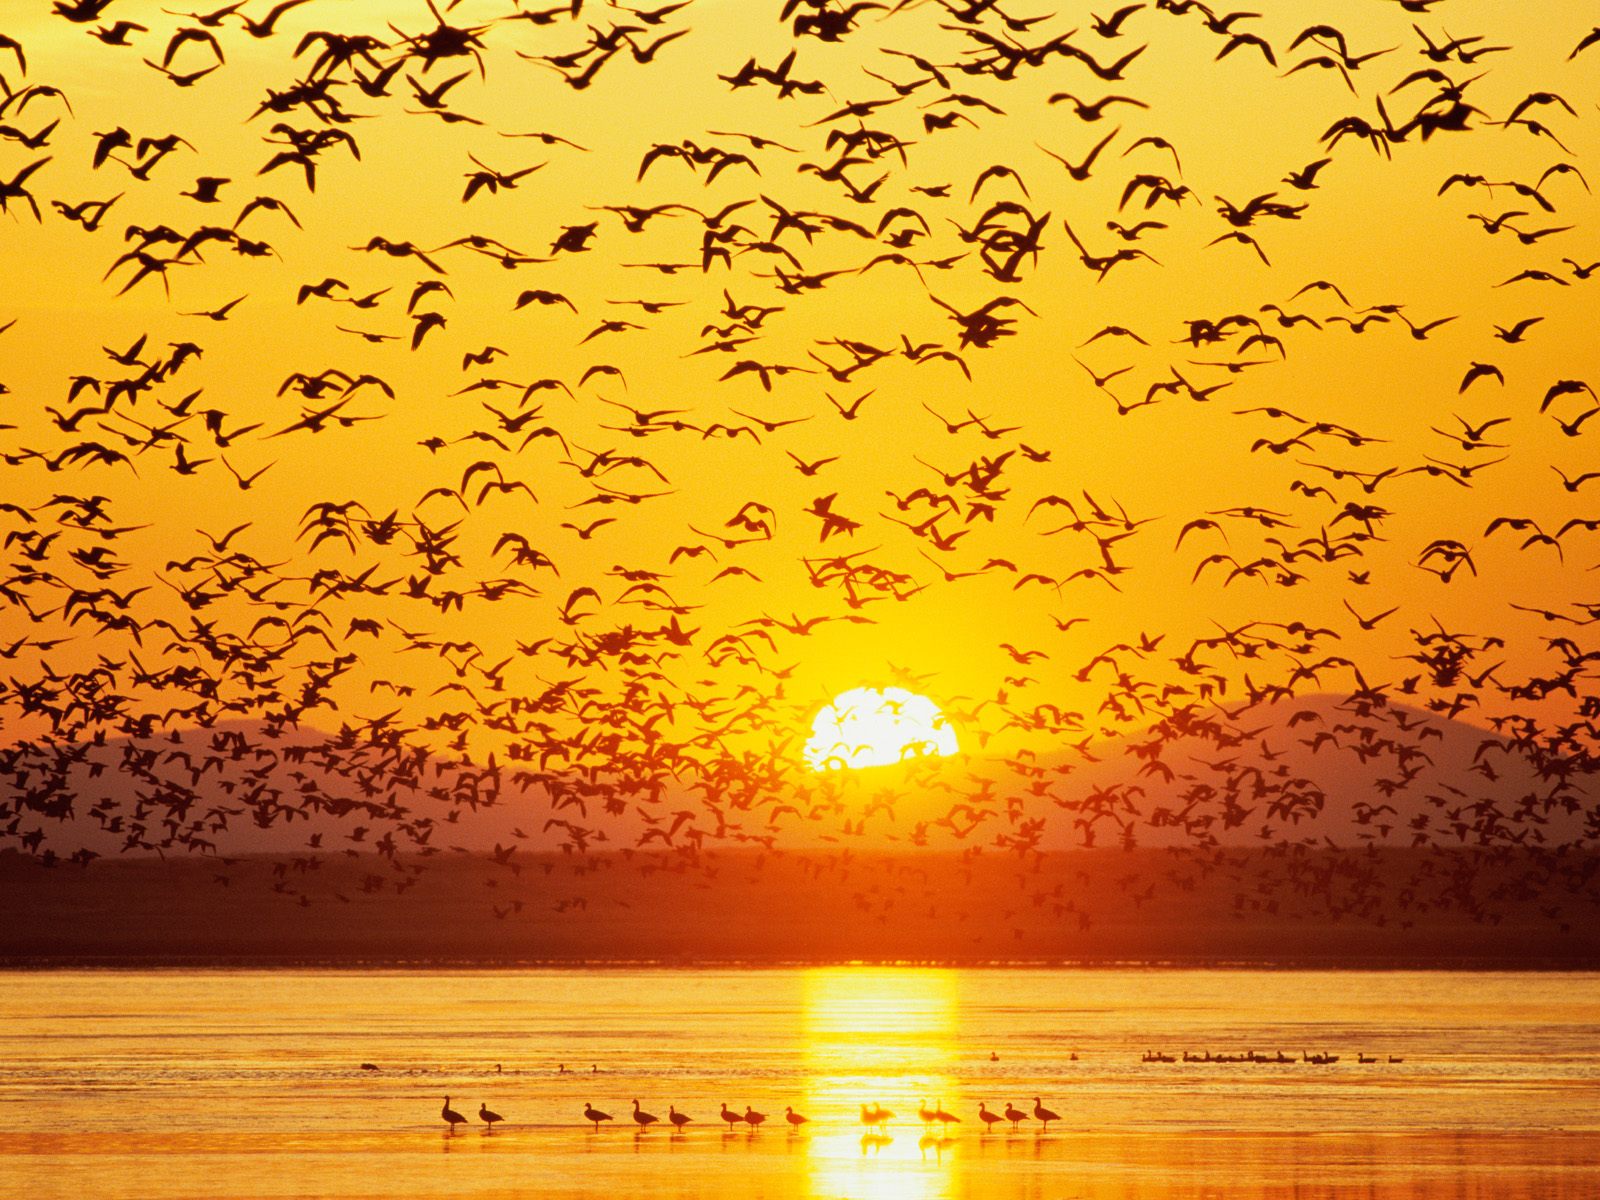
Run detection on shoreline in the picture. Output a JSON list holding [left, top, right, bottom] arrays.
[[4, 956, 1600, 971]]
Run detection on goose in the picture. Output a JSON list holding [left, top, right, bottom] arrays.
[[1032, 1097, 1060, 1131], [785, 1106, 809, 1129], [669, 1105, 692, 1129], [719, 1102, 743, 1129], [478, 1102, 503, 1130], [917, 1099, 938, 1127], [632, 1099, 659, 1129], [978, 1101, 1003, 1131], [1003, 1101, 1028, 1130], [583, 1102, 612, 1130], [744, 1105, 766, 1129], [442, 1097, 467, 1131], [933, 1100, 960, 1129], [860, 1102, 893, 1129]]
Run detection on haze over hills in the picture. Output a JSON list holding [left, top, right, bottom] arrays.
[[9, 682, 1597, 966], [12, 692, 1591, 861]]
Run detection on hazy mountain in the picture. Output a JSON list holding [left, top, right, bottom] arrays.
[[8, 693, 1592, 861]]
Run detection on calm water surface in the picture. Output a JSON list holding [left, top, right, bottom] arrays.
[[2, 968, 1597, 1198]]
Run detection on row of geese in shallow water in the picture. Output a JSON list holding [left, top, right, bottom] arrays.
[[1141, 1050, 1405, 1064], [441, 1098, 1065, 1133]]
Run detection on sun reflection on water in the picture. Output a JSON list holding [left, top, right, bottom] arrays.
[[802, 967, 961, 1200]]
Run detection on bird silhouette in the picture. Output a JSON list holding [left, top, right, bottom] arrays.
[[442, 1097, 467, 1132]]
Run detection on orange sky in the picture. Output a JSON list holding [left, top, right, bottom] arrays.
[[1, 0, 1597, 859]]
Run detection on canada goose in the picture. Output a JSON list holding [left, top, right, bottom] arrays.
[[933, 1100, 960, 1128], [583, 1103, 612, 1130], [860, 1103, 892, 1129], [978, 1101, 1003, 1131], [744, 1105, 766, 1129], [1032, 1097, 1060, 1130], [442, 1097, 467, 1131], [720, 1102, 743, 1129], [478, 1102, 503, 1130], [669, 1105, 692, 1129], [1003, 1101, 1028, 1130], [785, 1106, 809, 1128], [632, 1099, 659, 1129]]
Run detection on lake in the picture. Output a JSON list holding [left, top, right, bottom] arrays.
[[2, 967, 1597, 1198]]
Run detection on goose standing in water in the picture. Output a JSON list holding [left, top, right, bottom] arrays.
[[744, 1105, 766, 1129], [632, 1099, 659, 1130], [978, 1101, 1003, 1132], [478, 1102, 503, 1131], [785, 1106, 809, 1130], [669, 1105, 692, 1130], [720, 1102, 743, 1130], [441, 1097, 467, 1132], [1032, 1097, 1060, 1131], [583, 1102, 612, 1130], [1002, 1101, 1028, 1130], [933, 1100, 960, 1131]]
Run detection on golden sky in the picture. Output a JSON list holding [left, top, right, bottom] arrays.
[[1, 0, 1597, 857]]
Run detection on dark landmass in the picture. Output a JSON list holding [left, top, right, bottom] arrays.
[[4, 847, 1597, 967]]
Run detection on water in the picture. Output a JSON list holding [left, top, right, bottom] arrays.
[[2, 968, 1597, 1198]]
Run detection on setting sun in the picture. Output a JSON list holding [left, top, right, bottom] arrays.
[[804, 688, 959, 771]]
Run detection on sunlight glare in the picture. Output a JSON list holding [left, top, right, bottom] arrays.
[[803, 968, 961, 1200]]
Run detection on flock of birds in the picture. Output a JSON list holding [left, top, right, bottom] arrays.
[[439, 1095, 1067, 1133], [0, 0, 1598, 936], [436, 1045, 1397, 1139], [1138, 1048, 1399, 1064]]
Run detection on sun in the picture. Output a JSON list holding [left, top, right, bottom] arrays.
[[803, 687, 959, 771]]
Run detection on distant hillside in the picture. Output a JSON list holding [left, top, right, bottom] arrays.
[[1021, 693, 1594, 850], [4, 693, 1594, 862]]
